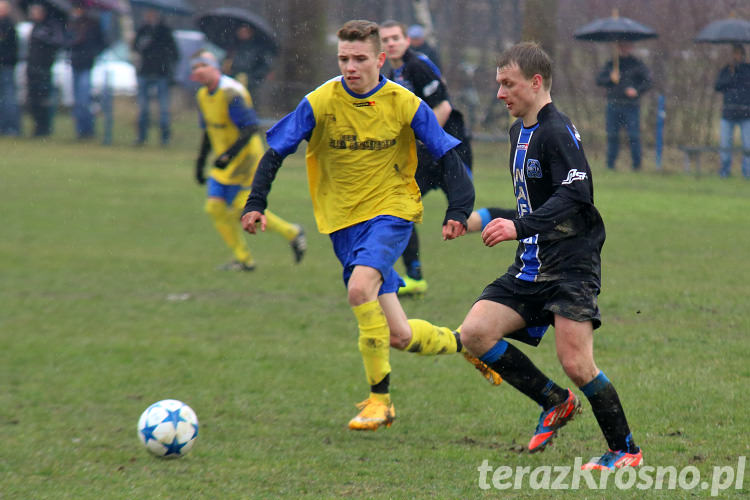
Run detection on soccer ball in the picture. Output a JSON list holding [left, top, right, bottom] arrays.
[[137, 399, 199, 458]]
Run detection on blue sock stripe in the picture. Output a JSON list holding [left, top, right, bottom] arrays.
[[580, 371, 610, 398], [479, 340, 508, 364], [478, 208, 492, 230]]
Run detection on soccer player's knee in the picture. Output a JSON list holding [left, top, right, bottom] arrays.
[[559, 354, 596, 386], [458, 323, 481, 351], [347, 283, 371, 306], [389, 324, 411, 350], [204, 198, 227, 219]]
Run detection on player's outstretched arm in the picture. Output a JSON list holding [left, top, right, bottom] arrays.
[[195, 132, 211, 185], [241, 148, 285, 235], [214, 123, 260, 168], [440, 148, 474, 233]]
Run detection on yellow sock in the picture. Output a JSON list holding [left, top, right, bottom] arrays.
[[265, 209, 299, 241], [352, 300, 391, 388], [206, 198, 253, 264], [405, 319, 459, 355]]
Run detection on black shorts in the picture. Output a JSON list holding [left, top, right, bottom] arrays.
[[476, 274, 601, 346]]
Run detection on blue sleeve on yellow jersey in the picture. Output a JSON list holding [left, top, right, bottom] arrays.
[[228, 96, 259, 129], [266, 98, 316, 157], [410, 100, 460, 159]]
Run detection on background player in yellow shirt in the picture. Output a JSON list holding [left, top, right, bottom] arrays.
[[241, 20, 499, 431], [190, 50, 306, 271]]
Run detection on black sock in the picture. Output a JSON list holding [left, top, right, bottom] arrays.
[[370, 373, 390, 394], [401, 227, 422, 280], [453, 331, 463, 353], [580, 372, 638, 453], [483, 340, 568, 410]]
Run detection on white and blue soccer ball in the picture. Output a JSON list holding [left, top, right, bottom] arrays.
[[137, 399, 199, 458]]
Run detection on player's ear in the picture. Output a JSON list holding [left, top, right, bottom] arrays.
[[531, 73, 543, 90], [377, 51, 386, 69]]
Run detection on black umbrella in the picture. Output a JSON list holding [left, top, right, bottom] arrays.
[[19, 0, 73, 21], [196, 7, 277, 52], [129, 0, 194, 16], [574, 10, 657, 74], [573, 15, 658, 42], [77, 0, 123, 12], [694, 18, 750, 44]]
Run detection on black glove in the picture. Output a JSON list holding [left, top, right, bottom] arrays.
[[213, 154, 230, 169], [195, 158, 206, 185]]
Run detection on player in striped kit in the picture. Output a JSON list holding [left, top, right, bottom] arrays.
[[459, 42, 642, 471]]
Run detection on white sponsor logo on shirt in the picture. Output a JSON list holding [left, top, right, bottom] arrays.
[[561, 169, 587, 185]]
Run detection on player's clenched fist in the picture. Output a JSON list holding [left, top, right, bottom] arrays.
[[442, 219, 467, 240], [481, 218, 517, 247]]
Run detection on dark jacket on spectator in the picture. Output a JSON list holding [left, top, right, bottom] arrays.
[[225, 39, 272, 88], [596, 55, 652, 105], [28, 17, 64, 70], [0, 16, 18, 67], [715, 62, 750, 120], [132, 21, 178, 78], [69, 13, 105, 70]]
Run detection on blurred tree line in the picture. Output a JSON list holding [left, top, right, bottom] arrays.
[[185, 0, 749, 150]]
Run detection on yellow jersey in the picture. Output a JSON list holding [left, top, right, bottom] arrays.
[[265, 75, 460, 234], [196, 75, 264, 186]]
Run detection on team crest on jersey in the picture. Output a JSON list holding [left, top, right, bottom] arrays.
[[526, 159, 542, 178], [571, 124, 582, 142]]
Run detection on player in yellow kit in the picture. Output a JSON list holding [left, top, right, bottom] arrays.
[[241, 21, 499, 431], [190, 50, 306, 271]]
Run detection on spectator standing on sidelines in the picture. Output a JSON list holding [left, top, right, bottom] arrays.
[[222, 23, 273, 102], [132, 8, 178, 146], [715, 44, 750, 179], [68, 4, 105, 140], [27, 3, 64, 137], [595, 41, 651, 171], [0, 0, 20, 136]]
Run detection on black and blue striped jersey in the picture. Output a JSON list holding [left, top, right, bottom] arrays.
[[506, 103, 605, 284]]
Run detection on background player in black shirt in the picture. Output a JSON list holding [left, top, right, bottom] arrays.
[[459, 42, 642, 471], [380, 20, 513, 296]]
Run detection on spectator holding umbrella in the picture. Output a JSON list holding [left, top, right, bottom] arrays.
[[223, 23, 273, 99], [67, 3, 105, 139], [595, 41, 652, 171], [0, 0, 20, 136], [714, 45, 750, 179], [575, 11, 656, 172], [196, 8, 277, 106], [132, 7, 178, 146], [27, 2, 65, 137]]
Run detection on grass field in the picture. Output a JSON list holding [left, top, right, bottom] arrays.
[[1, 116, 749, 499]]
